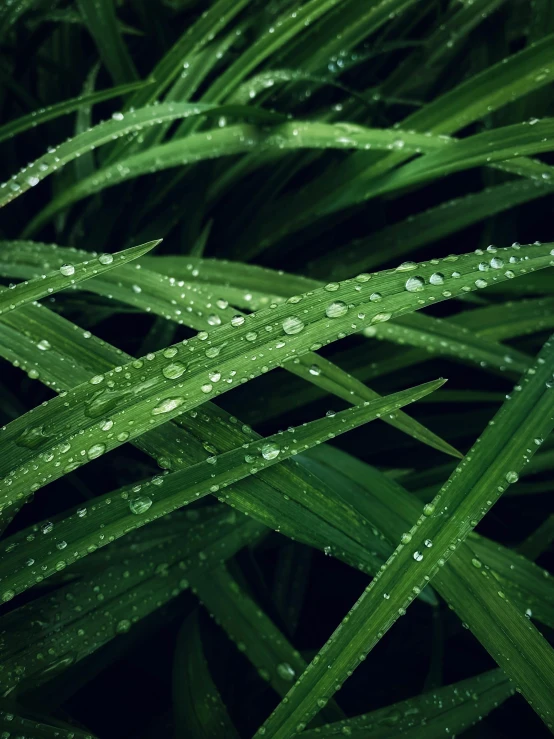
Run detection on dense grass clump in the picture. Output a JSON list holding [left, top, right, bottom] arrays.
[[0, 1, 553, 737]]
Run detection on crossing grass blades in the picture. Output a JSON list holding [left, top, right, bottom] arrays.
[[0, 0, 554, 737]]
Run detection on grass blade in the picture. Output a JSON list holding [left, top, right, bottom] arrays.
[[0, 241, 159, 317], [0, 243, 552, 511], [259, 334, 554, 735], [301, 669, 514, 738], [76, 0, 138, 85], [0, 380, 444, 602], [173, 611, 240, 739], [0, 508, 264, 695], [0, 79, 152, 144]]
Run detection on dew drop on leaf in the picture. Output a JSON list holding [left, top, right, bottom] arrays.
[[129, 497, 152, 515], [405, 276, 425, 292], [152, 397, 185, 415], [277, 662, 296, 681], [162, 362, 186, 379], [325, 301, 348, 318], [282, 316, 305, 335], [261, 442, 280, 460]]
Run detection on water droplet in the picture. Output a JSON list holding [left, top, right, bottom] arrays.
[[87, 443, 106, 460], [231, 315, 245, 327], [37, 339, 51, 351], [129, 496, 152, 515], [162, 362, 186, 379], [117, 619, 131, 633], [261, 442, 280, 460], [282, 316, 304, 335], [152, 397, 185, 415], [41, 521, 54, 534], [405, 276, 425, 292], [309, 364, 321, 376], [505, 470, 519, 484], [99, 254, 114, 265], [277, 662, 295, 681], [413, 551, 423, 561], [429, 273, 444, 285], [60, 264, 75, 277], [325, 301, 348, 318], [15, 425, 50, 450]]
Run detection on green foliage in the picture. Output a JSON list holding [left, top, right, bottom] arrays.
[[0, 1, 553, 737]]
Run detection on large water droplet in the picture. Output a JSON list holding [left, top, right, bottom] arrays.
[[129, 496, 152, 515], [261, 442, 280, 460], [152, 397, 185, 415], [405, 276, 425, 292], [15, 425, 50, 450], [60, 264, 75, 277], [162, 362, 186, 379], [325, 301, 348, 318], [87, 443, 106, 460], [282, 316, 304, 335]]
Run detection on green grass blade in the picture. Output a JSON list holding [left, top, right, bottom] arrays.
[[173, 611, 241, 739], [310, 179, 554, 278], [19, 121, 449, 232], [0, 79, 151, 144], [250, 34, 554, 249], [0, 241, 159, 317], [1, 242, 552, 511], [198, 0, 346, 104], [0, 102, 241, 209], [258, 335, 554, 736], [76, 0, 138, 85], [517, 515, 554, 560], [0, 707, 96, 739], [305, 445, 554, 630], [0, 239, 459, 458], [301, 669, 514, 738], [0, 380, 444, 603], [125, 0, 251, 111], [0, 508, 264, 695], [372, 119, 554, 197], [0, 302, 411, 581], [190, 565, 341, 718]]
